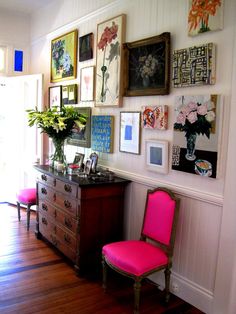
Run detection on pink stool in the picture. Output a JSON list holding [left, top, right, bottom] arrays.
[[16, 188, 36, 231]]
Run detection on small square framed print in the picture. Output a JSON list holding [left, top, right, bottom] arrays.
[[62, 84, 78, 105], [49, 85, 62, 109], [146, 140, 168, 174]]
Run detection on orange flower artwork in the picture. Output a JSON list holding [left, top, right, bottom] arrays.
[[188, 0, 223, 36]]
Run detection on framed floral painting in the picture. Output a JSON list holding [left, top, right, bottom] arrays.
[[123, 32, 170, 96], [95, 14, 126, 107], [188, 0, 224, 36], [51, 29, 78, 83], [172, 95, 221, 178]]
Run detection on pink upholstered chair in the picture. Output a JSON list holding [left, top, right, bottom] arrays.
[[16, 188, 37, 231], [102, 187, 180, 314]]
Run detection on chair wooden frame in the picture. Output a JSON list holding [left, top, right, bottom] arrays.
[[102, 187, 180, 314]]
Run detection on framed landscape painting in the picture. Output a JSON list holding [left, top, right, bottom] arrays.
[[51, 29, 78, 83], [95, 14, 126, 107], [123, 32, 170, 96]]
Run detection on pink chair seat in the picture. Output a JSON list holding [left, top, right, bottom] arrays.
[[16, 188, 36, 204], [103, 240, 168, 276]]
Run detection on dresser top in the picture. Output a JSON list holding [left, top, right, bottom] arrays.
[[34, 165, 130, 187]]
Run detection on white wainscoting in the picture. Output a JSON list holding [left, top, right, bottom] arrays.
[[115, 167, 223, 314]]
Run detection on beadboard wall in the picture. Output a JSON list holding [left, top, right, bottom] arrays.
[[29, 1, 236, 313]]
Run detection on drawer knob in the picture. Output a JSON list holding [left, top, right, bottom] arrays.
[[53, 179, 56, 187], [64, 234, 71, 244], [41, 187, 47, 195], [64, 217, 72, 229], [53, 193, 56, 202], [64, 184, 72, 193], [64, 200, 72, 209], [42, 203, 48, 211], [41, 174, 47, 181], [42, 217, 48, 225]]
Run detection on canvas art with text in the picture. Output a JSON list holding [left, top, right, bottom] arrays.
[[142, 105, 168, 130], [172, 43, 216, 87], [172, 95, 221, 178], [188, 0, 224, 36]]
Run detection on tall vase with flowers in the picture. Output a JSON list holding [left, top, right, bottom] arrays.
[[174, 97, 216, 161], [27, 106, 87, 169]]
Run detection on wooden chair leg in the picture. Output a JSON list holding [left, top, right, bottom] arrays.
[[27, 205, 31, 231], [17, 202, 21, 221], [134, 279, 141, 314], [102, 256, 107, 292], [164, 267, 171, 303]]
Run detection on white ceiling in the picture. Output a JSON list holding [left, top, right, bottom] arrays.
[[0, 0, 55, 14]]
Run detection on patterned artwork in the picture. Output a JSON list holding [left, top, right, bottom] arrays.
[[172, 43, 216, 87], [141, 105, 168, 130], [172, 95, 221, 178], [188, 0, 223, 36]]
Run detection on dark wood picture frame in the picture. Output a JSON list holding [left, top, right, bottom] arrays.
[[67, 107, 91, 148], [79, 32, 94, 62], [62, 84, 78, 105], [123, 32, 170, 96]]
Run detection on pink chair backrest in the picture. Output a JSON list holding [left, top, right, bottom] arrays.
[[142, 189, 176, 246]]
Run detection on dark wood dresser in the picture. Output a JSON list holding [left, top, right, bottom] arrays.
[[34, 165, 130, 276]]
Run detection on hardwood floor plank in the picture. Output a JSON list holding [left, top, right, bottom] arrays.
[[0, 204, 205, 314]]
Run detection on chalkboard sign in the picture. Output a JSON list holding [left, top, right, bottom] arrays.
[[91, 115, 114, 153]]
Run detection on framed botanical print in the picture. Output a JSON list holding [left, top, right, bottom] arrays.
[[119, 111, 141, 154], [67, 107, 91, 148], [146, 140, 168, 174], [49, 85, 62, 109], [123, 32, 170, 96], [95, 14, 126, 107], [79, 33, 93, 61], [62, 84, 78, 105], [51, 29, 78, 83], [80, 66, 94, 102]]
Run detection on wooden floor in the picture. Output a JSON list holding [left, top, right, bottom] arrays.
[[0, 204, 205, 314]]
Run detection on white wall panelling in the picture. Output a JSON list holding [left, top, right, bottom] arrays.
[[28, 1, 236, 313]]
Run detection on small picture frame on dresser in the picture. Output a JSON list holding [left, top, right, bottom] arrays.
[[84, 159, 92, 175]]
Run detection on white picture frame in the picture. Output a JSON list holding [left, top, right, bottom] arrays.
[[146, 140, 168, 174], [80, 66, 94, 102], [119, 111, 141, 154]]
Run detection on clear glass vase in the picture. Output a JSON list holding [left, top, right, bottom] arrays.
[[185, 133, 197, 161], [51, 138, 67, 170]]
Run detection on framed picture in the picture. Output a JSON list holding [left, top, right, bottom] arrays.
[[49, 86, 62, 109], [79, 33, 93, 62], [51, 29, 78, 83], [123, 32, 170, 96], [91, 115, 114, 153], [62, 84, 78, 105], [84, 159, 92, 175], [142, 105, 168, 130], [67, 107, 91, 148], [89, 152, 98, 173], [188, 0, 224, 36], [95, 14, 126, 107], [146, 140, 168, 174], [172, 43, 216, 87], [73, 152, 85, 167], [80, 66, 94, 101], [119, 111, 141, 155]]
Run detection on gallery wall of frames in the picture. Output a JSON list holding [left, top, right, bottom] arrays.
[[29, 1, 236, 313]]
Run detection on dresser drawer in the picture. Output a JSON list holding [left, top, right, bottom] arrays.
[[38, 200, 78, 234], [56, 179, 78, 198], [39, 213, 77, 257], [38, 183, 79, 218], [38, 173, 56, 187]]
